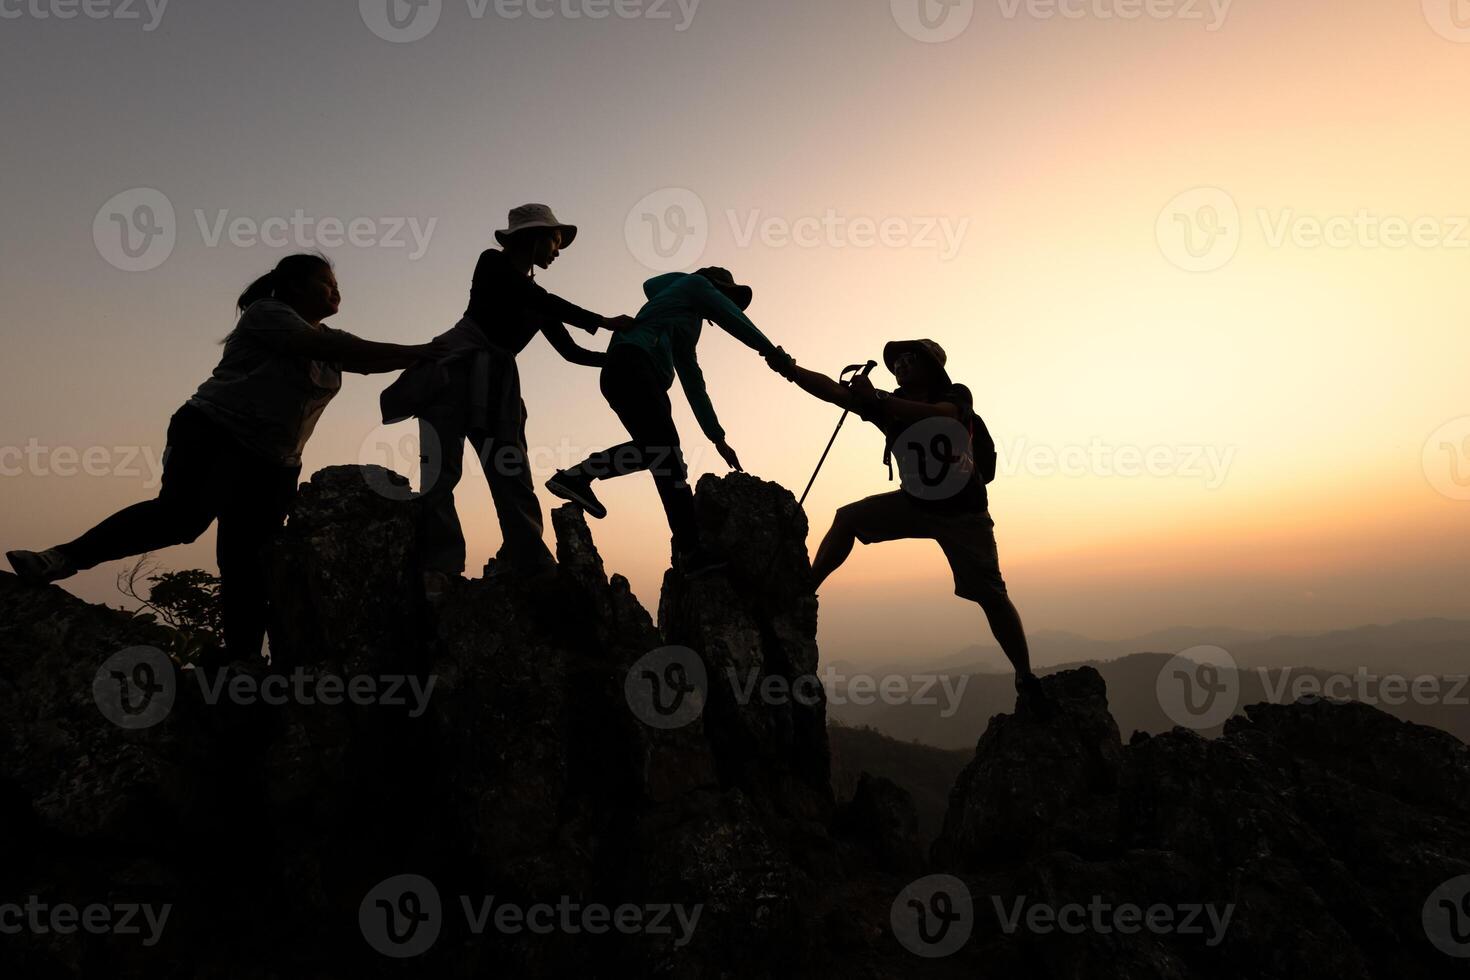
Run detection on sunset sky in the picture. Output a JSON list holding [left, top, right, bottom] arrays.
[[2, 0, 1468, 663]]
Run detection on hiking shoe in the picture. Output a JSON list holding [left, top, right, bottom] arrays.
[[1015, 671, 1056, 721], [545, 471, 607, 520], [677, 547, 729, 579], [7, 548, 76, 585]]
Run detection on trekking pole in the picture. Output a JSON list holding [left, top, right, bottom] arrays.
[[756, 359, 877, 585], [797, 360, 877, 508]]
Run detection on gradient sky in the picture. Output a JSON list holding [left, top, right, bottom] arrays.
[[2, 0, 1468, 662]]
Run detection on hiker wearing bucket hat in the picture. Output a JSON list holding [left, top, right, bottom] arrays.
[[546, 266, 778, 577], [381, 203, 638, 596], [765, 339, 1054, 719]]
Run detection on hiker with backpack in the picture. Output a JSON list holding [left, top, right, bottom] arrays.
[[765, 339, 1052, 715], [544, 267, 778, 577], [379, 204, 637, 596], [6, 253, 440, 659]]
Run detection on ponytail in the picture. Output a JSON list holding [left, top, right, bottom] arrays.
[[236, 270, 279, 313], [235, 252, 333, 314]]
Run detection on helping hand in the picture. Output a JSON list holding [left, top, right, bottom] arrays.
[[603, 314, 639, 334], [715, 440, 744, 472], [765, 346, 798, 379], [847, 373, 879, 410]]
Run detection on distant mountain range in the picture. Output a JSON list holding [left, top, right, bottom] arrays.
[[826, 618, 1470, 750], [829, 617, 1470, 678]]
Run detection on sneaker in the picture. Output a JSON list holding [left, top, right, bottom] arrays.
[[545, 471, 608, 520], [1015, 671, 1056, 721], [677, 547, 729, 579], [7, 548, 76, 585]]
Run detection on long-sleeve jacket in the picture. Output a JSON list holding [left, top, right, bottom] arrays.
[[609, 273, 775, 442]]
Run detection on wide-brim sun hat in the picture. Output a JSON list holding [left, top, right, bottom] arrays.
[[883, 339, 951, 382], [694, 266, 753, 311], [495, 203, 578, 248]]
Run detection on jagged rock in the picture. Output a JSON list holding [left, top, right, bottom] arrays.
[[833, 772, 924, 874], [0, 467, 849, 978], [932, 668, 1470, 980], [4, 467, 1468, 979], [267, 464, 423, 671], [933, 667, 1125, 865], [658, 473, 832, 827]]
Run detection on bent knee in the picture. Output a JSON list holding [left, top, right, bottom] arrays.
[[164, 509, 215, 545], [831, 504, 864, 535]]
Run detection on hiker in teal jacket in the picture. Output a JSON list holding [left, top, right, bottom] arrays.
[[547, 267, 775, 575]]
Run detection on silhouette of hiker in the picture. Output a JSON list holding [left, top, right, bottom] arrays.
[[380, 204, 635, 597], [766, 340, 1053, 716], [5, 253, 439, 660], [546, 267, 777, 577]]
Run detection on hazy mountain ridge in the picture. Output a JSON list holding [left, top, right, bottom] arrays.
[[829, 649, 1470, 750]]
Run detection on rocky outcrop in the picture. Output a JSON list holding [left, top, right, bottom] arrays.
[[1, 465, 1466, 979], [928, 668, 1470, 980], [0, 467, 845, 978]]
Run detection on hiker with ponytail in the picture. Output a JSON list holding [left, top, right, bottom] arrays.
[[6, 253, 439, 661]]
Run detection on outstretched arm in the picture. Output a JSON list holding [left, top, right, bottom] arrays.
[[256, 325, 436, 374], [765, 349, 863, 411], [541, 320, 608, 368], [692, 278, 777, 355], [766, 349, 959, 425]]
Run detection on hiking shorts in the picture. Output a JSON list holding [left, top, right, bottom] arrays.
[[839, 491, 1008, 602]]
